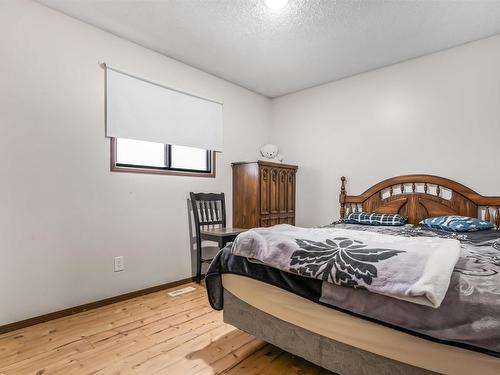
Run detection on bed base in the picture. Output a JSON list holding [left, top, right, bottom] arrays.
[[223, 290, 437, 375]]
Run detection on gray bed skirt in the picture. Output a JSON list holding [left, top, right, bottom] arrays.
[[223, 290, 438, 375]]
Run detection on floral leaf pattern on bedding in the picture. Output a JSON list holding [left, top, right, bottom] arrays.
[[455, 249, 500, 278], [327, 223, 500, 296], [493, 240, 500, 251], [289, 237, 404, 287]]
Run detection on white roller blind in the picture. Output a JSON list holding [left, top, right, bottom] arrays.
[[106, 66, 223, 151]]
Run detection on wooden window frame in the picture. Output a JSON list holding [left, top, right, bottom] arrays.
[[110, 137, 216, 178]]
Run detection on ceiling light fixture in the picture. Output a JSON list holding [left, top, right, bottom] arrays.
[[265, 0, 288, 11]]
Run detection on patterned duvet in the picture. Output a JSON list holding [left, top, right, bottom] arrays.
[[206, 223, 500, 357]]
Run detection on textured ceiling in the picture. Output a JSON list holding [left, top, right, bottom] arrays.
[[38, 0, 500, 97]]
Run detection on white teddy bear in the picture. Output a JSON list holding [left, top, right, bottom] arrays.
[[260, 144, 278, 159], [259, 144, 284, 163]]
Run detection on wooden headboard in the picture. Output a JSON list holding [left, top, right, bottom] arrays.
[[339, 175, 500, 226]]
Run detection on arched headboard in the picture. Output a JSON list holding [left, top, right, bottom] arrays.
[[339, 175, 500, 226]]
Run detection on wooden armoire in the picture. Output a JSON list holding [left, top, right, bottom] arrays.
[[232, 161, 298, 229]]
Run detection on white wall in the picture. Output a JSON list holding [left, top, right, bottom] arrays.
[[0, 0, 270, 325], [271, 34, 500, 228]]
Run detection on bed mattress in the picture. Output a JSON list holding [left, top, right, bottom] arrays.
[[222, 273, 500, 375], [206, 224, 500, 360]]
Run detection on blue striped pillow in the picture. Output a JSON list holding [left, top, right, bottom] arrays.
[[420, 216, 495, 232], [343, 212, 407, 226]]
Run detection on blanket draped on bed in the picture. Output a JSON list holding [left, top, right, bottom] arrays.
[[206, 224, 500, 356], [231, 225, 461, 308]]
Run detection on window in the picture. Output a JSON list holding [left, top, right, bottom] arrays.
[[111, 138, 215, 177]]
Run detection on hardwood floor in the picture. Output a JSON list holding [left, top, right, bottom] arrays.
[[0, 282, 332, 374]]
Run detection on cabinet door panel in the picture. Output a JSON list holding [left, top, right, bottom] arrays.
[[277, 215, 294, 225], [232, 163, 259, 229], [278, 169, 287, 214], [287, 170, 296, 214], [269, 217, 279, 226], [260, 217, 270, 227], [269, 168, 279, 214], [259, 167, 270, 215]]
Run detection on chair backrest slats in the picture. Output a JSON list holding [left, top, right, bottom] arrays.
[[201, 201, 207, 222], [198, 201, 205, 222], [206, 201, 212, 222], [190, 192, 226, 229]]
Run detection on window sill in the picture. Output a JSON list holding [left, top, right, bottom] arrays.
[[110, 164, 216, 178]]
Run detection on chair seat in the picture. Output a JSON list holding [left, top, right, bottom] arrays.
[[200, 227, 246, 237], [198, 229, 246, 267], [200, 228, 245, 247]]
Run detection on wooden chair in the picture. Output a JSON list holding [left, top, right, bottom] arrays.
[[190, 192, 246, 283]]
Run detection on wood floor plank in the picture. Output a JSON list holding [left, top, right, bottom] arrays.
[[0, 282, 333, 375], [223, 344, 285, 375]]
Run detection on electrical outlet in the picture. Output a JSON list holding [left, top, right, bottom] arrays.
[[114, 256, 125, 272]]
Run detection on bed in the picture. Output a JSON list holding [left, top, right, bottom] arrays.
[[206, 174, 500, 375]]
